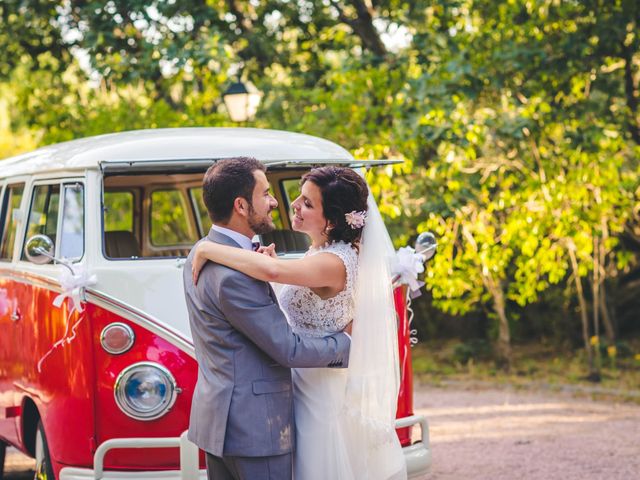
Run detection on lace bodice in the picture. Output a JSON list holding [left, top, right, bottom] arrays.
[[278, 241, 358, 337]]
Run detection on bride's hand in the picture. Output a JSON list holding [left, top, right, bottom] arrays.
[[343, 321, 353, 336], [192, 243, 208, 285], [257, 243, 277, 258]]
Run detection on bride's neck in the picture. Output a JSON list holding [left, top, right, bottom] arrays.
[[309, 233, 329, 249]]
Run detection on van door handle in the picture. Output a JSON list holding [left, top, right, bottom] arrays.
[[11, 309, 21, 322]]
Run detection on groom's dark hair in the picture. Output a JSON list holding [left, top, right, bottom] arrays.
[[202, 157, 266, 223]]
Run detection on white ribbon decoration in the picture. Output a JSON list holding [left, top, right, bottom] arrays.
[[392, 246, 426, 297], [52, 263, 97, 313]]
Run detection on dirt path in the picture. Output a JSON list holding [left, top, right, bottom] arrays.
[[4, 384, 640, 479], [3, 447, 34, 479], [412, 383, 640, 480]]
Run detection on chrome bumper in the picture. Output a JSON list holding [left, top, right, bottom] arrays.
[[59, 431, 206, 480], [60, 417, 430, 480], [396, 414, 431, 478]]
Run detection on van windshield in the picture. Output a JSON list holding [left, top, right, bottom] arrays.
[[102, 169, 311, 259]]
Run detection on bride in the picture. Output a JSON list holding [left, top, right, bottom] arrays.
[[192, 166, 406, 480]]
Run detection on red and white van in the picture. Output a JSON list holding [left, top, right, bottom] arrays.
[[0, 128, 431, 479]]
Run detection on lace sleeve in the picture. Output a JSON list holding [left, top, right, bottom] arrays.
[[278, 241, 359, 336]]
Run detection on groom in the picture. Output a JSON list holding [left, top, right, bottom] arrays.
[[183, 157, 351, 480]]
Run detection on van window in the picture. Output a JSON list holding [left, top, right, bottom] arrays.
[[280, 178, 302, 214], [0, 184, 24, 260], [101, 170, 305, 258], [150, 189, 197, 246], [256, 177, 310, 254], [104, 191, 134, 232], [188, 187, 211, 237], [60, 183, 84, 261], [22, 184, 60, 259], [103, 189, 141, 259]]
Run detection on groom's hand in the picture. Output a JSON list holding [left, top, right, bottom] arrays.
[[257, 243, 277, 258]]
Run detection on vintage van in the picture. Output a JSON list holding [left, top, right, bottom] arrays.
[[0, 128, 431, 479]]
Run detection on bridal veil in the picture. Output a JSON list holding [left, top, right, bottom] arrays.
[[341, 195, 407, 479]]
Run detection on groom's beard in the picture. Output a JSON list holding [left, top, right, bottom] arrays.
[[248, 205, 276, 235]]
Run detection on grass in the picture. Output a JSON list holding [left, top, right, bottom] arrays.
[[411, 339, 640, 403]]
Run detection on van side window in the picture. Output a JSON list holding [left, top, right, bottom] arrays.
[[280, 179, 302, 217], [60, 183, 84, 261], [188, 186, 283, 235], [104, 191, 134, 232], [150, 189, 196, 246], [22, 184, 60, 260], [103, 190, 139, 259], [257, 178, 310, 254], [188, 187, 211, 237], [0, 184, 24, 260]]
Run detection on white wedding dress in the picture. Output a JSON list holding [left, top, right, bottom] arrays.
[[278, 240, 406, 480]]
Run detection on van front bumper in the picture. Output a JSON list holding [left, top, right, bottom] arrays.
[[59, 468, 207, 479], [59, 431, 205, 480], [60, 416, 430, 480], [397, 414, 431, 478]]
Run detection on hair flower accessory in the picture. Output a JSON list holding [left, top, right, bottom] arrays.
[[345, 210, 367, 229]]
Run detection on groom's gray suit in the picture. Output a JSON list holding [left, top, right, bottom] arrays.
[[183, 229, 351, 479]]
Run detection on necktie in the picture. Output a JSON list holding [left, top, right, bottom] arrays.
[[252, 241, 261, 252]]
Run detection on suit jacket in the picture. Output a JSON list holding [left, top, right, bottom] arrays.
[[183, 229, 351, 457]]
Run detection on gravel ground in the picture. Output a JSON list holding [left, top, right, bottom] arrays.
[[4, 383, 640, 479], [413, 383, 640, 480], [3, 447, 34, 479]]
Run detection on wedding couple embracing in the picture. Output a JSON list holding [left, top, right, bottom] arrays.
[[183, 157, 406, 480]]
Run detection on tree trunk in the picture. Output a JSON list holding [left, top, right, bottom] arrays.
[[493, 286, 512, 371], [330, 0, 388, 57], [599, 285, 616, 343], [567, 245, 600, 381], [483, 271, 511, 370], [592, 237, 602, 371], [598, 219, 616, 344]]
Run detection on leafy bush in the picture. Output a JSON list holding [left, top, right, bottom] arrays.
[[452, 339, 493, 364]]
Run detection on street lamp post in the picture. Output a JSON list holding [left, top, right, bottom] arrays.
[[222, 79, 263, 123]]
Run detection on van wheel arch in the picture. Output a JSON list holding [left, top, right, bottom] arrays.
[[21, 396, 40, 458], [35, 420, 55, 479], [0, 440, 6, 477]]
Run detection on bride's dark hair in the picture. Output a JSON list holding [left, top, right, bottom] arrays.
[[301, 166, 369, 247]]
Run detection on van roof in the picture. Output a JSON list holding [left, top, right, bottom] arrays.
[[0, 128, 358, 178]]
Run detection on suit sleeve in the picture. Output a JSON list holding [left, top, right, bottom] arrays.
[[213, 270, 350, 368]]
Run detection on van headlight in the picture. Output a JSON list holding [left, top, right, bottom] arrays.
[[114, 362, 179, 421]]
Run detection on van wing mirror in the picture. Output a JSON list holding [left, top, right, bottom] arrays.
[[24, 234, 55, 265], [415, 232, 437, 262]]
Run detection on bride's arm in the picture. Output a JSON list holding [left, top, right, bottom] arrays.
[[192, 241, 345, 289]]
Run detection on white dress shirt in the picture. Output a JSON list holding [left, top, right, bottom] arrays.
[[210, 224, 255, 250]]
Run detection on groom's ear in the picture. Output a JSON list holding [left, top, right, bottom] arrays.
[[233, 196, 250, 218]]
